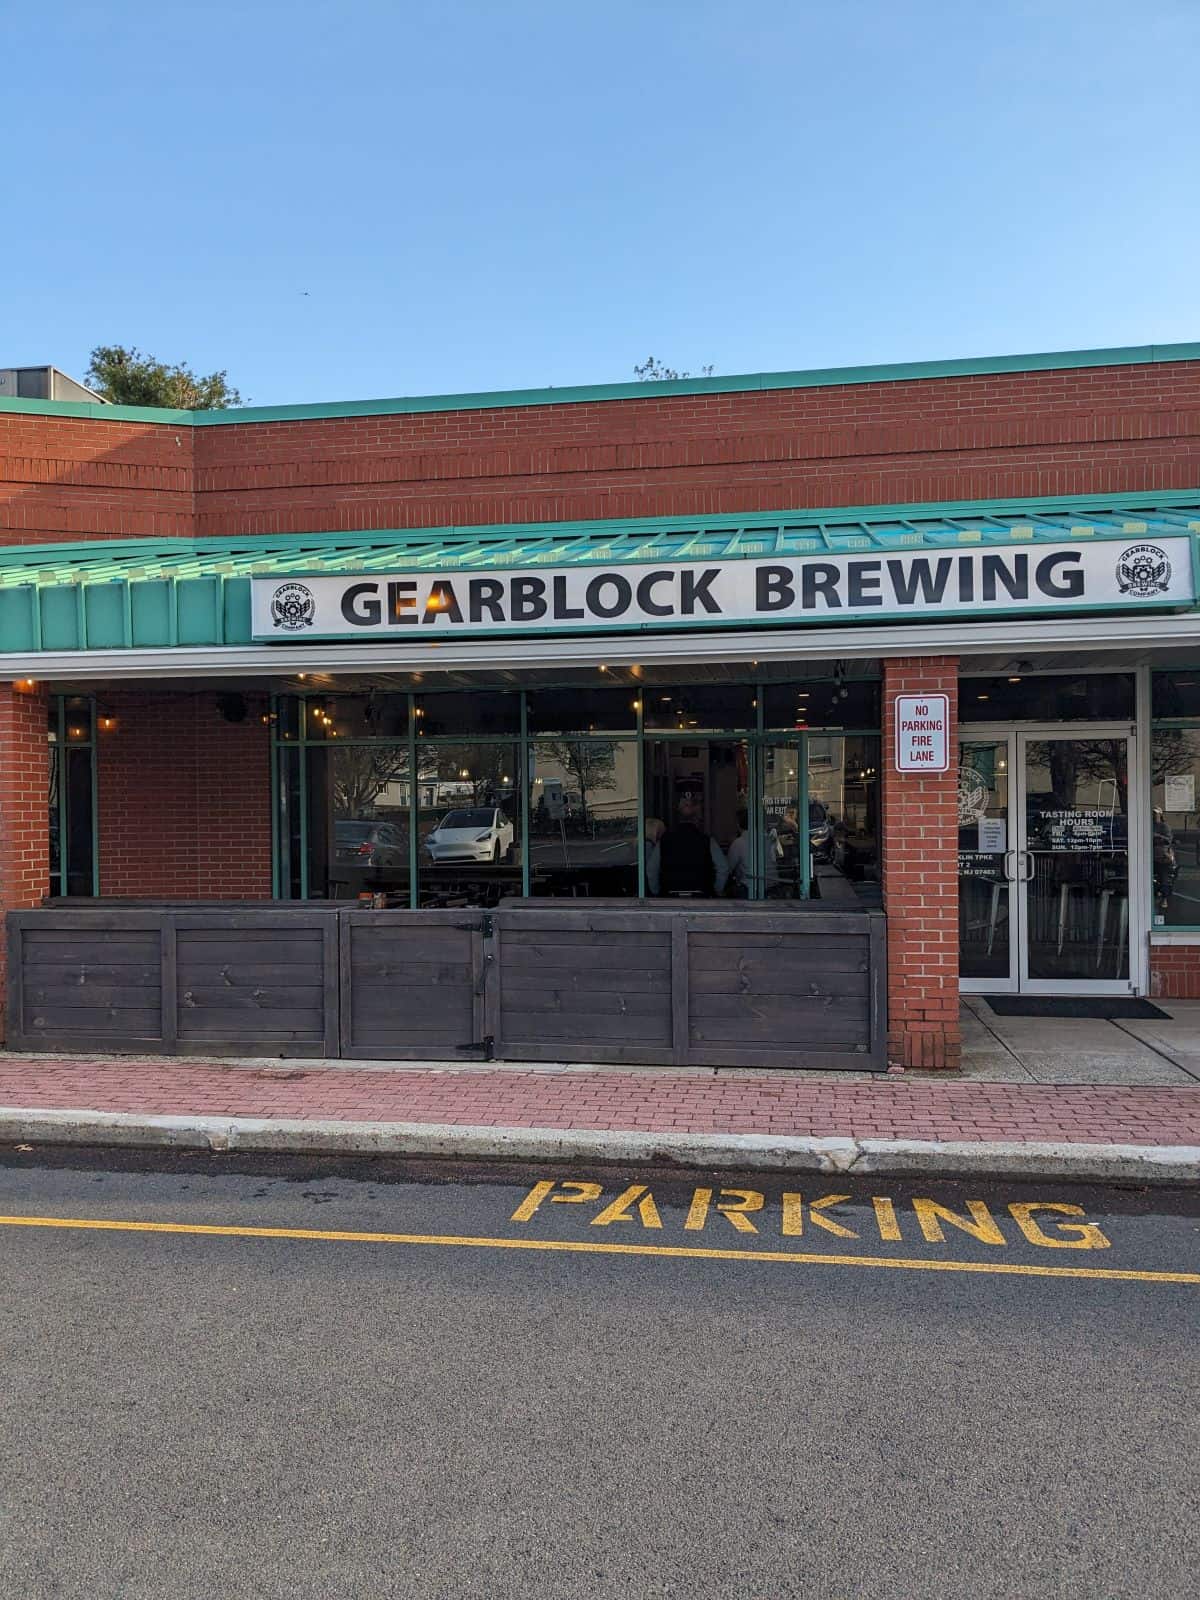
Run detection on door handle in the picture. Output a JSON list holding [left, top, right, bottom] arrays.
[[1020, 851, 1036, 882], [1003, 849, 1016, 882]]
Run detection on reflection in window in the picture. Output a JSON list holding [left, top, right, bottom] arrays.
[[1152, 730, 1200, 927], [530, 741, 639, 896], [305, 744, 412, 901], [417, 741, 522, 907], [809, 735, 881, 908]]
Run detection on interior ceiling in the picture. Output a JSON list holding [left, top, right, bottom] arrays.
[[57, 651, 1200, 696], [88, 659, 884, 696]]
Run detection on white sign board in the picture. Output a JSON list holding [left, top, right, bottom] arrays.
[[978, 816, 1007, 851], [250, 536, 1194, 641], [1165, 773, 1196, 813], [895, 694, 949, 772]]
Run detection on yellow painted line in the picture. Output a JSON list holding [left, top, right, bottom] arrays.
[[0, 1212, 1196, 1284]]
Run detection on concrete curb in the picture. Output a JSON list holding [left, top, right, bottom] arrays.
[[2, 1107, 1198, 1185]]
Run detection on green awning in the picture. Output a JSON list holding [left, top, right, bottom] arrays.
[[2, 492, 1198, 653]]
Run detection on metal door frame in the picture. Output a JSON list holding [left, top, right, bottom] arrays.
[[957, 729, 1019, 993], [960, 721, 1145, 996]]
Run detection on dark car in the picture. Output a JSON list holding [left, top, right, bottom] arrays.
[[334, 820, 406, 867]]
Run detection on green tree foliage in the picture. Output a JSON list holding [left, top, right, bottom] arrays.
[[85, 345, 243, 409], [633, 356, 714, 382]]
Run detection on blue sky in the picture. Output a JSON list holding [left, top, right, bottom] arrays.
[[5, 0, 1198, 406]]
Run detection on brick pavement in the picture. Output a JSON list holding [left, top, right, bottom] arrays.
[[1, 1055, 1198, 1146]]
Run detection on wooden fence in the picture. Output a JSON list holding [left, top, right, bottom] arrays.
[[7, 900, 885, 1070]]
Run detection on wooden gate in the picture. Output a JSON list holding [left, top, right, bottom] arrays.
[[339, 909, 487, 1060], [8, 902, 885, 1070]]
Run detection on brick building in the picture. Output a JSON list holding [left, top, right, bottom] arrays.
[[2, 342, 1200, 1068]]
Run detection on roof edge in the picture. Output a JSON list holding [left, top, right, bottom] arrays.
[[1, 341, 1198, 429], [3, 486, 1198, 569]]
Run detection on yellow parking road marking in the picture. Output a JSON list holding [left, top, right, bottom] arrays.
[[0, 1212, 1196, 1284]]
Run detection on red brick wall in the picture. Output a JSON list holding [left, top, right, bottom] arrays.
[[1149, 946, 1200, 999], [96, 691, 272, 899], [2, 358, 1199, 547], [0, 682, 50, 1035], [882, 658, 961, 1070], [0, 414, 193, 546], [191, 360, 1200, 537]]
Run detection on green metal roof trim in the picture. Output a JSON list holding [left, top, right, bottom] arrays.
[[2, 491, 1199, 654], [0, 342, 1198, 428]]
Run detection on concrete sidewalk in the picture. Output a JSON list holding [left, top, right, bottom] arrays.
[[2, 999, 1199, 1184], [961, 996, 1200, 1085]]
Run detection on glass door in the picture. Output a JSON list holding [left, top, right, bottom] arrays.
[[958, 735, 1017, 990], [959, 726, 1139, 995], [1018, 730, 1132, 993]]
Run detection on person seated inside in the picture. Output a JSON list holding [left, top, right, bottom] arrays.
[[726, 807, 751, 898], [646, 790, 729, 897]]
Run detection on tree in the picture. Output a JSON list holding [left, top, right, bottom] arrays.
[[537, 740, 618, 827], [428, 744, 515, 806], [634, 356, 714, 382], [331, 746, 409, 817], [85, 345, 243, 409]]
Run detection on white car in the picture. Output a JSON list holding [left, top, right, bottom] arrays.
[[425, 807, 515, 864]]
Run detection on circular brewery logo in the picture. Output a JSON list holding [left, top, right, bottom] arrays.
[[270, 582, 316, 631], [957, 764, 990, 824], [1116, 543, 1171, 598]]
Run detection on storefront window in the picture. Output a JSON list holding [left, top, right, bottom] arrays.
[[1152, 671, 1200, 720], [304, 693, 407, 741], [413, 691, 521, 737], [642, 737, 747, 896], [642, 684, 756, 732], [809, 735, 881, 907], [1151, 729, 1200, 928], [960, 674, 1134, 722], [526, 687, 637, 735], [762, 679, 881, 730], [47, 696, 96, 897], [530, 741, 639, 896], [304, 744, 411, 902], [277, 687, 881, 907], [417, 741, 522, 907]]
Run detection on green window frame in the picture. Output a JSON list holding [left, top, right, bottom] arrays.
[[48, 694, 98, 898], [1149, 670, 1200, 932], [271, 682, 882, 906]]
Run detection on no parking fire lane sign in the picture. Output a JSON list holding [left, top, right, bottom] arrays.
[[895, 693, 949, 772]]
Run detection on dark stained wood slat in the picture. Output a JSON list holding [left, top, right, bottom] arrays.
[[25, 983, 162, 1009]]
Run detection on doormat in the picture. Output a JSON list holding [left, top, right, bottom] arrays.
[[984, 997, 1170, 1020]]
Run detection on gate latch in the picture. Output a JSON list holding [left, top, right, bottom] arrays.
[[454, 913, 495, 937]]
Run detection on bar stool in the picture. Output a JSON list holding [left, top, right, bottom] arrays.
[[985, 879, 1007, 957], [1096, 887, 1128, 970], [961, 876, 1007, 956], [1056, 881, 1092, 955]]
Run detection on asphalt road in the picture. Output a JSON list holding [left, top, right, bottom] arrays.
[[0, 1148, 1197, 1600]]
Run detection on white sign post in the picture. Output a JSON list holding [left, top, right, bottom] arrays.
[[894, 693, 949, 773]]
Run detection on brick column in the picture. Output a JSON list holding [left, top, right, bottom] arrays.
[[0, 681, 50, 1041], [881, 656, 961, 1070]]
